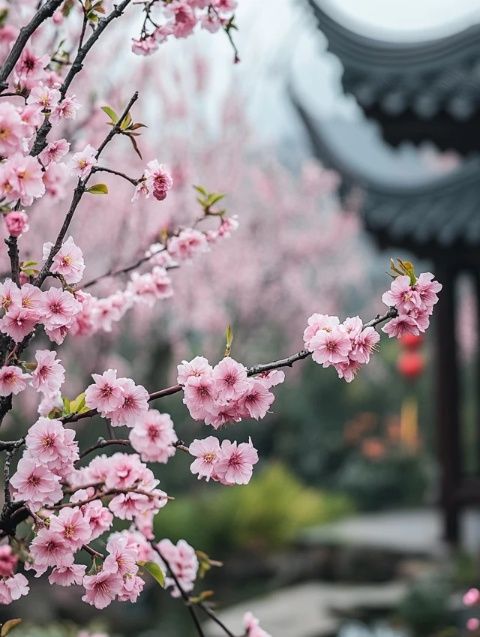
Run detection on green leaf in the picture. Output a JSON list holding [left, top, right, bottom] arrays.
[[224, 324, 233, 357], [69, 392, 87, 415], [87, 183, 109, 195], [1, 619, 22, 636], [139, 561, 165, 588], [398, 259, 417, 285], [120, 112, 133, 131], [21, 260, 38, 269], [193, 185, 208, 197], [62, 396, 71, 416], [206, 193, 225, 207], [101, 105, 118, 124]]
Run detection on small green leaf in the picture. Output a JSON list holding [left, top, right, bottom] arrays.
[[1, 619, 22, 637], [224, 324, 233, 357], [62, 396, 71, 416], [139, 561, 165, 588], [69, 392, 87, 415], [206, 193, 225, 207], [21, 260, 38, 269], [193, 185, 208, 197], [101, 106, 118, 124], [120, 112, 133, 131], [87, 183, 108, 195]]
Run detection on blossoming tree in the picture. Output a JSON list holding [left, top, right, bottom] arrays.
[[0, 1, 442, 636]]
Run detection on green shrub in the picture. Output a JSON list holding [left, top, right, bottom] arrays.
[[155, 462, 353, 554]]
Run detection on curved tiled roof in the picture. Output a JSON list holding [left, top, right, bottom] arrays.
[[294, 95, 480, 260], [308, 1, 480, 151]]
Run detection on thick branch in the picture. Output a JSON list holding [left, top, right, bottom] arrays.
[[5, 237, 20, 286]]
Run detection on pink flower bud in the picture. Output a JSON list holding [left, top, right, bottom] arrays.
[[4, 211, 29, 237]]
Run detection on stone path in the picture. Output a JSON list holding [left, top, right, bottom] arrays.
[[300, 508, 480, 556], [205, 581, 407, 637]]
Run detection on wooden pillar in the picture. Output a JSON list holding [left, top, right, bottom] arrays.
[[434, 264, 461, 544]]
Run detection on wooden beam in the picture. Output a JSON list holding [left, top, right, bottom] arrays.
[[434, 264, 461, 543]]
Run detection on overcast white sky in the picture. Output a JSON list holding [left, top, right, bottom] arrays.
[[324, 0, 480, 38]]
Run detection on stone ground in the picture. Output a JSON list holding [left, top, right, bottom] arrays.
[[205, 581, 407, 637], [205, 508, 480, 636], [300, 507, 480, 556]]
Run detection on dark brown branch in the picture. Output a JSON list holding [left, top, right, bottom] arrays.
[[78, 437, 131, 460], [91, 165, 139, 186], [0, 0, 64, 92], [63, 308, 400, 425], [5, 237, 20, 286]]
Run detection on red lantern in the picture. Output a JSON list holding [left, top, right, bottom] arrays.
[[399, 333, 424, 349], [397, 351, 425, 379]]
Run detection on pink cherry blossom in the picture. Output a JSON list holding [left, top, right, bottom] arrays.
[[71, 144, 97, 179], [82, 568, 123, 609], [129, 410, 177, 463], [0, 365, 30, 396], [0, 545, 18, 578], [85, 368, 124, 414], [177, 355, 212, 384], [39, 138, 70, 167], [49, 507, 92, 550], [0, 306, 37, 342], [29, 528, 74, 574], [383, 314, 420, 339], [0, 573, 29, 604], [157, 538, 198, 597], [240, 380, 274, 420], [49, 562, 86, 587], [183, 374, 216, 420], [40, 287, 81, 331], [31, 349, 65, 396], [214, 438, 259, 485], [0, 102, 26, 157], [189, 436, 221, 481], [46, 236, 85, 284], [10, 456, 63, 510], [108, 377, 149, 427], [212, 356, 249, 402]]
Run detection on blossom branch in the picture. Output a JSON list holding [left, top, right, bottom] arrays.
[[35, 92, 139, 287], [151, 542, 206, 637], [0, 0, 64, 92], [31, 0, 134, 156]]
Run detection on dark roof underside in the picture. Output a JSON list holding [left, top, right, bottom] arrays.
[[308, 0, 480, 153], [294, 95, 480, 264]]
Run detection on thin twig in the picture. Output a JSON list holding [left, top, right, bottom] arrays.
[[152, 543, 206, 637]]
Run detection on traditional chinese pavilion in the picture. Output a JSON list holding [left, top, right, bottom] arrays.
[[298, 0, 480, 543]]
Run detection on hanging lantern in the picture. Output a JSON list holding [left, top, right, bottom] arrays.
[[397, 350, 425, 379], [399, 333, 424, 349]]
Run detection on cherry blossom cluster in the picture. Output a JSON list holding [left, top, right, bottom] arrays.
[[0, 545, 29, 605], [381, 272, 442, 338], [304, 271, 442, 382], [157, 538, 199, 598], [303, 314, 380, 383], [132, 0, 238, 56], [178, 355, 285, 427], [189, 436, 259, 485]]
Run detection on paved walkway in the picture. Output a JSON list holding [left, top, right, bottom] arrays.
[[205, 582, 407, 637], [301, 508, 480, 556]]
